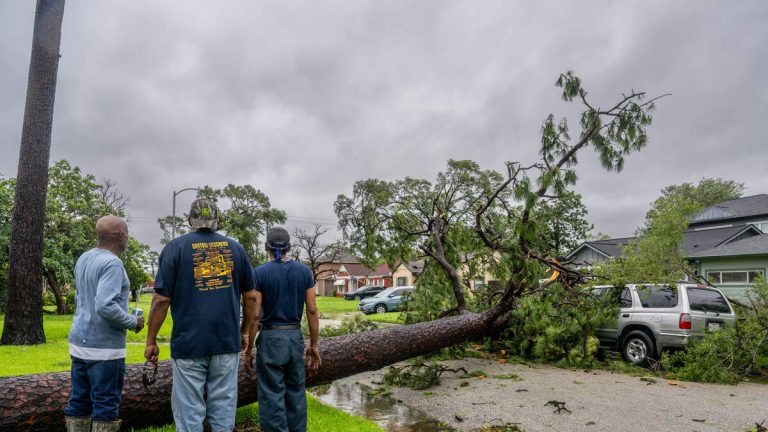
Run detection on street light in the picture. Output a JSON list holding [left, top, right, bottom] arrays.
[[172, 187, 199, 240]]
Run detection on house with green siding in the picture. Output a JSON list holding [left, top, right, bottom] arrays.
[[685, 194, 768, 298], [567, 194, 768, 299]]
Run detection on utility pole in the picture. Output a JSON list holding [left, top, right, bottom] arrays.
[[171, 187, 198, 240]]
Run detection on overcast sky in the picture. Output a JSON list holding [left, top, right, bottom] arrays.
[[1, 1, 766, 251]]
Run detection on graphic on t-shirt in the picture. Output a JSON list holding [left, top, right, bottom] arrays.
[[192, 241, 234, 291]]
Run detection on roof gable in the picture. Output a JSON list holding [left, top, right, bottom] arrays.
[[565, 242, 612, 260], [687, 233, 768, 258], [683, 225, 762, 255]]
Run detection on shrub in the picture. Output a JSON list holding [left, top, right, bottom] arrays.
[[661, 327, 744, 384], [661, 280, 768, 384], [501, 283, 616, 367], [42, 290, 56, 307], [64, 289, 76, 314]]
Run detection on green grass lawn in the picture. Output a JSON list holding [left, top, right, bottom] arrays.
[[315, 296, 405, 324], [1, 294, 383, 432], [315, 296, 361, 314], [129, 397, 382, 432], [362, 312, 405, 324], [0, 294, 173, 376]]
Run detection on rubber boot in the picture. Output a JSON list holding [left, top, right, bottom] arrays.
[[92, 419, 122, 432], [65, 416, 91, 432]]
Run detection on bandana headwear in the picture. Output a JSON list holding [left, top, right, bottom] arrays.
[[266, 227, 290, 262], [271, 248, 283, 262]]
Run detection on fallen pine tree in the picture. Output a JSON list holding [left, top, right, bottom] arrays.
[[0, 73, 663, 431], [0, 310, 497, 432]]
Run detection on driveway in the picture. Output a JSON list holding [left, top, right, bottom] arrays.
[[339, 357, 768, 431]]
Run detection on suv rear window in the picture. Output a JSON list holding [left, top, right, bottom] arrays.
[[687, 288, 731, 314], [636, 285, 678, 308]]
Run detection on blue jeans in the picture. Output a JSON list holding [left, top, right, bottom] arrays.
[[171, 353, 240, 432], [256, 329, 307, 432], [64, 356, 126, 421]]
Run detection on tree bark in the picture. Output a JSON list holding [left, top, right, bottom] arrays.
[[43, 270, 67, 315], [1, 0, 65, 345], [0, 310, 497, 431]]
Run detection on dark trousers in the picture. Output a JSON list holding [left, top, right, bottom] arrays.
[[64, 356, 126, 421], [256, 329, 307, 432]]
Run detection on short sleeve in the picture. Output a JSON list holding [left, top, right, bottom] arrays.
[[154, 243, 177, 298], [305, 265, 314, 290], [253, 267, 261, 292], [239, 245, 256, 293]]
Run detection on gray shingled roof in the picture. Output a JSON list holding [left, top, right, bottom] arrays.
[[683, 225, 761, 254], [691, 194, 768, 224], [585, 237, 634, 257], [405, 260, 425, 274], [571, 225, 761, 259], [688, 234, 768, 258]]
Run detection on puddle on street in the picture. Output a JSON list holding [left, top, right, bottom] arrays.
[[311, 381, 451, 432]]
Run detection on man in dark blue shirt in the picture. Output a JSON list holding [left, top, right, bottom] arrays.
[[144, 199, 257, 432], [245, 227, 320, 432]]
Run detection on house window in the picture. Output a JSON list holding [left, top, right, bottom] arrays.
[[756, 221, 768, 233], [396, 276, 408, 286], [707, 270, 764, 285], [474, 279, 485, 288]]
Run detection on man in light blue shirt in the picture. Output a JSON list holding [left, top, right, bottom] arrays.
[[65, 215, 144, 432]]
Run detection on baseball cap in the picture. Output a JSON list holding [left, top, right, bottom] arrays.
[[266, 226, 290, 250], [188, 198, 219, 230]]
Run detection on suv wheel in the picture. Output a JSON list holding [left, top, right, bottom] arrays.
[[374, 304, 387, 314], [621, 330, 655, 367]]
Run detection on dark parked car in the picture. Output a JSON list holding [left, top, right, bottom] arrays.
[[344, 285, 385, 301]]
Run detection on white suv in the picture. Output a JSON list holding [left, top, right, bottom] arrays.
[[592, 282, 736, 366]]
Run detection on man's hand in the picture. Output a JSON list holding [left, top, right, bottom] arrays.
[[145, 341, 159, 365], [305, 345, 321, 375], [240, 331, 255, 375], [134, 316, 145, 333]]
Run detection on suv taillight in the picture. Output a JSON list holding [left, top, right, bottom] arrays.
[[679, 313, 692, 330]]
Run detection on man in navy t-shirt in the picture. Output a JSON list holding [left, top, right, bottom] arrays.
[[144, 199, 257, 432], [245, 227, 320, 432]]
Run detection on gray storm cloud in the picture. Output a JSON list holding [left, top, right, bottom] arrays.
[[1, 1, 766, 251]]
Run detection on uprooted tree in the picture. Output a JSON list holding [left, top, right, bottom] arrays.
[[0, 72, 664, 431]]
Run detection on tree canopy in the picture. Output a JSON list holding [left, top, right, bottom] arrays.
[[598, 177, 744, 284], [337, 71, 664, 320], [643, 177, 744, 230], [0, 160, 153, 313], [335, 159, 508, 314], [158, 184, 286, 264]]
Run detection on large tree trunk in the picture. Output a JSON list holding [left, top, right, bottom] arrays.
[[1, 0, 66, 345], [0, 310, 497, 432], [44, 269, 67, 315]]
